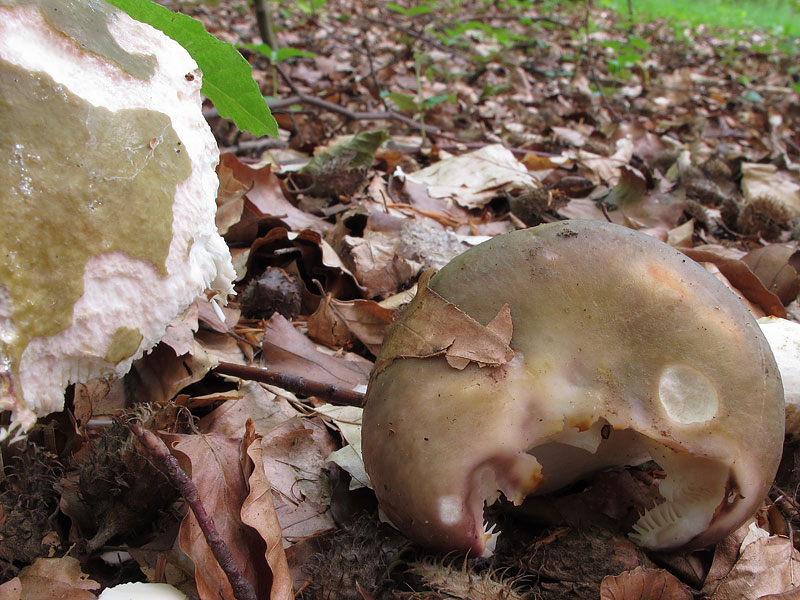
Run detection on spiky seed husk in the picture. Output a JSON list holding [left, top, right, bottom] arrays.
[[738, 196, 795, 241]]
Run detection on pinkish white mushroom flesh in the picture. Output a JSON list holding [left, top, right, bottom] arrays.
[[362, 220, 784, 554], [0, 0, 235, 432]]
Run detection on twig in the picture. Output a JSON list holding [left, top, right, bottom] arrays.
[[130, 425, 257, 600], [252, 0, 277, 49], [206, 93, 554, 158], [213, 362, 366, 406], [362, 13, 454, 55]]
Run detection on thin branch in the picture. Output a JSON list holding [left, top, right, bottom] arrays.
[[213, 362, 366, 406], [205, 92, 554, 157], [130, 425, 257, 600]]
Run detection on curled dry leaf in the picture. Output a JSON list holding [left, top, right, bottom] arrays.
[[256, 418, 338, 543], [682, 248, 787, 317], [219, 153, 330, 234], [339, 233, 423, 299], [247, 227, 362, 300], [741, 245, 800, 306], [167, 432, 268, 600], [198, 382, 300, 437], [600, 566, 693, 600], [702, 524, 800, 600], [307, 296, 395, 355], [242, 439, 294, 600], [372, 270, 514, 376], [0, 557, 100, 600], [408, 143, 538, 209], [262, 313, 372, 390]]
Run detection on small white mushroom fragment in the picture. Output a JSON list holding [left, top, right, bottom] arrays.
[[0, 0, 235, 432], [362, 220, 784, 555]]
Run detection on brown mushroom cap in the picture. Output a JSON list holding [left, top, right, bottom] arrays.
[[362, 220, 784, 555]]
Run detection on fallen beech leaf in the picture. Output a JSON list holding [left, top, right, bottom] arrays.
[[308, 296, 395, 355], [741, 162, 800, 213], [0, 557, 100, 600], [242, 440, 294, 600], [314, 404, 369, 489], [742, 245, 800, 305], [373, 271, 514, 376], [257, 418, 338, 543], [219, 153, 329, 233], [409, 144, 537, 209], [215, 161, 249, 236], [127, 342, 219, 406], [682, 248, 786, 317], [246, 227, 362, 300], [704, 527, 800, 600], [602, 165, 647, 209], [261, 313, 372, 390], [600, 566, 692, 600], [198, 382, 300, 437], [340, 233, 423, 298], [168, 432, 268, 600]]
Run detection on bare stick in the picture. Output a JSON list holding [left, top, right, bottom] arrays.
[[130, 425, 257, 600], [213, 362, 366, 407]]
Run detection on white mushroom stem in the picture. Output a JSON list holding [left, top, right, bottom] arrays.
[[758, 316, 800, 437]]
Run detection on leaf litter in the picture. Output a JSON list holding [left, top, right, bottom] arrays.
[[6, 0, 800, 598]]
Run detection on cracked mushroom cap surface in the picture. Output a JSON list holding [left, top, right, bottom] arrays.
[[0, 0, 235, 431], [362, 219, 784, 555]]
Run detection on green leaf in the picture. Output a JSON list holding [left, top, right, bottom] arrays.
[[386, 2, 408, 15], [241, 43, 315, 62], [108, 0, 278, 137], [406, 5, 433, 16], [422, 93, 455, 109], [387, 92, 420, 112]]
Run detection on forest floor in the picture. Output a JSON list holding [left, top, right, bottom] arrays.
[[4, 0, 800, 599]]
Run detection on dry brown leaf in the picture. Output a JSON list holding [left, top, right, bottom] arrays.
[[257, 418, 337, 543], [261, 313, 372, 389], [242, 439, 294, 600], [683, 248, 787, 317], [741, 162, 800, 213], [408, 144, 537, 209], [600, 566, 692, 600], [219, 153, 329, 234], [742, 245, 800, 305], [198, 382, 300, 437], [0, 557, 100, 600], [340, 233, 423, 298], [127, 342, 218, 406], [308, 295, 395, 355], [168, 432, 268, 600], [161, 302, 200, 357], [246, 227, 362, 300], [215, 160, 249, 236], [704, 527, 800, 600], [373, 270, 514, 375]]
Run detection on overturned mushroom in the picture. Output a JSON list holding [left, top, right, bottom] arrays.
[[362, 220, 784, 555], [0, 0, 235, 432]]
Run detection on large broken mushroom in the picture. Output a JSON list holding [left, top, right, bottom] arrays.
[[362, 219, 784, 555], [0, 0, 235, 433]]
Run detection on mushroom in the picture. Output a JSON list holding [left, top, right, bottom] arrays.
[[362, 220, 784, 555], [758, 316, 800, 437], [0, 0, 235, 433]]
